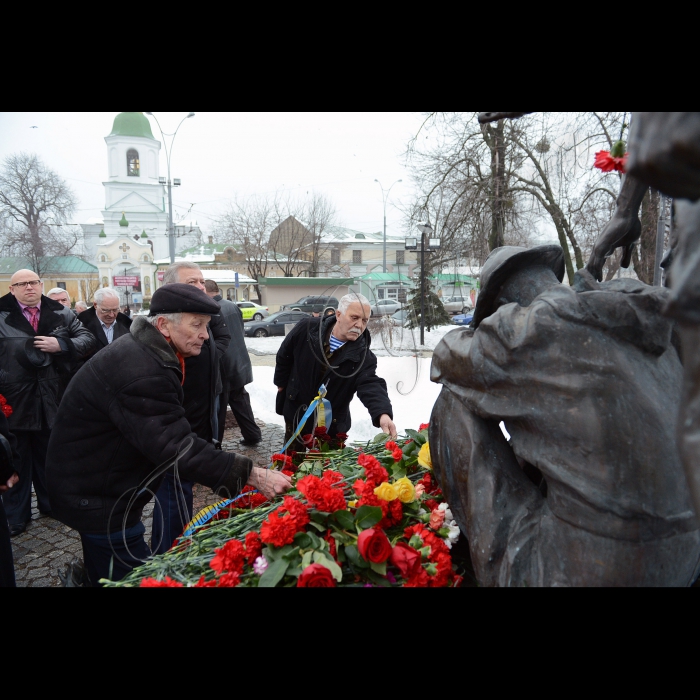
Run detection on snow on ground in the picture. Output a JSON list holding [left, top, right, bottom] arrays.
[[248, 357, 442, 449], [245, 323, 459, 356]]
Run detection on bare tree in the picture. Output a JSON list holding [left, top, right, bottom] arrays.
[[0, 152, 79, 278]]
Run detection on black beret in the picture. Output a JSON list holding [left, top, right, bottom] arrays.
[[149, 283, 221, 316]]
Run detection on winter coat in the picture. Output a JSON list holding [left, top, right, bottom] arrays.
[[45, 316, 252, 534], [77, 306, 132, 353], [0, 293, 97, 432], [274, 315, 392, 436], [213, 295, 253, 391]]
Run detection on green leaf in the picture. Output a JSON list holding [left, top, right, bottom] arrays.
[[306, 531, 323, 549], [344, 544, 369, 569], [310, 510, 329, 525], [405, 429, 426, 445], [313, 551, 343, 582], [338, 463, 357, 478], [294, 532, 312, 549], [369, 560, 387, 576], [330, 509, 355, 530], [373, 432, 390, 444], [366, 569, 391, 586], [307, 520, 327, 532], [301, 550, 313, 570], [354, 505, 383, 530], [390, 464, 406, 480], [258, 558, 290, 587]]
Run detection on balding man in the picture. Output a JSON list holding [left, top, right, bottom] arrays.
[[0, 269, 97, 536], [78, 288, 132, 355]]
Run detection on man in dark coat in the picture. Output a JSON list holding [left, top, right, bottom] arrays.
[[45, 283, 291, 585], [275, 292, 396, 445], [204, 280, 261, 447], [429, 245, 700, 587], [77, 287, 132, 353], [0, 269, 97, 537], [150, 263, 231, 555], [0, 399, 20, 587]]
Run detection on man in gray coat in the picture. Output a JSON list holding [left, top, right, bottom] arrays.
[[205, 281, 262, 447]]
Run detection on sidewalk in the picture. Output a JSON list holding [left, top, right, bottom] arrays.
[[10, 415, 285, 587]]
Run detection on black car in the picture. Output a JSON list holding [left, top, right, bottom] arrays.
[[280, 295, 339, 315], [244, 311, 310, 338]]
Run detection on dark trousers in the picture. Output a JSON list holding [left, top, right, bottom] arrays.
[[1, 428, 51, 526], [80, 521, 151, 586], [217, 386, 262, 444], [0, 498, 15, 587], [150, 471, 193, 555]]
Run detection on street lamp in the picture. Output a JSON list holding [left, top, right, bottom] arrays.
[[406, 222, 440, 347], [145, 112, 195, 264], [374, 179, 402, 273]]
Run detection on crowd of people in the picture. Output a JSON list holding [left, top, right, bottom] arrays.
[[0, 264, 395, 586]]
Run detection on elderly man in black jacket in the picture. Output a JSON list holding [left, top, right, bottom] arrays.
[[78, 287, 132, 352], [204, 280, 262, 447], [46, 284, 291, 585], [0, 269, 97, 537], [275, 292, 396, 446]]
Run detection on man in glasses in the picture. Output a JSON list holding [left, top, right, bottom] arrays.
[[0, 269, 97, 537], [77, 288, 132, 355]]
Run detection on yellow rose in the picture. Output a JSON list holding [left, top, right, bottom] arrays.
[[394, 477, 416, 504], [374, 482, 400, 501], [417, 442, 432, 470]]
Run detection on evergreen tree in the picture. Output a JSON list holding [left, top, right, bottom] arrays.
[[406, 275, 451, 331]]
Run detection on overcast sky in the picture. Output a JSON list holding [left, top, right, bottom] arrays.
[[0, 112, 426, 239]]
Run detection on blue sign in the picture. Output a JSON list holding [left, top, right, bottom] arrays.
[[234, 272, 239, 288]]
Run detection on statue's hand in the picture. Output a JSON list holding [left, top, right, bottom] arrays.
[[586, 214, 641, 282]]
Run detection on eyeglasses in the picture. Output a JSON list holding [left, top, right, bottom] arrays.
[[97, 307, 119, 315], [11, 280, 41, 288]]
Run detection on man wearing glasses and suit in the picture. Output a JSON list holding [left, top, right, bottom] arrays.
[[77, 288, 132, 355], [0, 269, 96, 537]]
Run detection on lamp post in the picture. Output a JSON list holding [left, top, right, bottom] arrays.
[[374, 179, 402, 273], [145, 112, 195, 264], [406, 222, 440, 347]]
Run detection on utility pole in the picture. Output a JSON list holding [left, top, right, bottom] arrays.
[[375, 179, 402, 273]]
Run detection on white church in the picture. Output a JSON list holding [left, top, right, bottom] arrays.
[[80, 112, 202, 304]]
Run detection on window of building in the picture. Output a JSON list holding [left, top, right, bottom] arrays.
[[331, 249, 340, 265], [353, 250, 362, 264], [57, 282, 66, 290], [396, 250, 405, 265], [127, 149, 140, 177]]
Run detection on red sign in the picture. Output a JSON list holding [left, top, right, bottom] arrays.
[[157, 271, 165, 281], [113, 276, 139, 287]]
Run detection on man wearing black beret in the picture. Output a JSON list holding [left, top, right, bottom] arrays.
[[45, 283, 292, 585]]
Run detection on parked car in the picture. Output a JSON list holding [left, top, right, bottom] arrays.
[[236, 301, 269, 321], [451, 313, 474, 326], [244, 311, 310, 338], [442, 295, 473, 314], [281, 296, 339, 315], [370, 299, 403, 316], [390, 309, 411, 326]]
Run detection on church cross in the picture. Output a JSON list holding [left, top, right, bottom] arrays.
[[119, 243, 130, 253]]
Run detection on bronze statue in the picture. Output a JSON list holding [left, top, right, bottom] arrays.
[[429, 244, 700, 586]]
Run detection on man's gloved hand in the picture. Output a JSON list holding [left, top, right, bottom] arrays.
[[246, 466, 292, 501]]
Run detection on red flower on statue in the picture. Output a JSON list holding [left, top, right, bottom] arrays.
[[139, 576, 183, 587], [0, 394, 12, 418], [594, 140, 628, 173]]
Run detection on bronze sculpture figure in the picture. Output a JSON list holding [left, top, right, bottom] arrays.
[[429, 244, 700, 586]]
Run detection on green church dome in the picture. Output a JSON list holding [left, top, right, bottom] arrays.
[[119, 212, 129, 227], [141, 230, 148, 238], [109, 112, 154, 139], [99, 228, 107, 238]]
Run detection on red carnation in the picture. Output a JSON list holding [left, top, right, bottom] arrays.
[[210, 538, 246, 575], [419, 423, 430, 431], [385, 441, 403, 462], [140, 576, 183, 587], [278, 496, 310, 529], [594, 141, 628, 174], [217, 572, 241, 587], [297, 563, 336, 587], [0, 394, 12, 418], [390, 542, 422, 579], [297, 475, 346, 513], [358, 453, 389, 486], [404, 566, 430, 588], [357, 528, 393, 563], [245, 531, 263, 564], [260, 511, 299, 547]]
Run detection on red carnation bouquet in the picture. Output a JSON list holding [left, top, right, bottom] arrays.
[[117, 423, 466, 588]]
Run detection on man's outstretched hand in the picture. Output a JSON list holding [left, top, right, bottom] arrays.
[[247, 466, 292, 501], [379, 414, 398, 439]]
